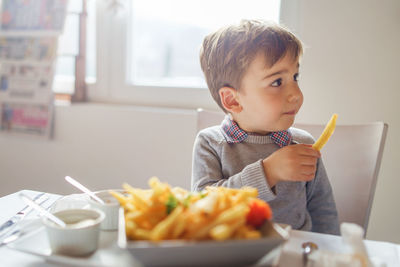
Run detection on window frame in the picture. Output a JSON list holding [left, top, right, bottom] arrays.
[[53, 0, 95, 101]]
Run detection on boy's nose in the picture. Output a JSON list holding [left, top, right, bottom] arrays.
[[287, 85, 302, 103]]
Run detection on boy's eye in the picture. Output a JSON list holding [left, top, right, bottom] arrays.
[[294, 73, 300, 82], [271, 78, 282, 87]]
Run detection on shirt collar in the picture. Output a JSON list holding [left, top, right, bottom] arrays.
[[221, 115, 248, 143], [220, 115, 292, 147]]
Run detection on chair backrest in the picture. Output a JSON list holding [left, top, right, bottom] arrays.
[[196, 108, 225, 131], [197, 109, 388, 233], [294, 122, 388, 233]]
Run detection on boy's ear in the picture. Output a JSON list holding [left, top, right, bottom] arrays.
[[219, 87, 242, 114]]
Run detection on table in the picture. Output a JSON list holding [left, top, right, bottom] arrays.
[[275, 229, 400, 266], [1, 190, 399, 267]]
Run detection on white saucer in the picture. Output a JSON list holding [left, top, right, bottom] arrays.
[[7, 223, 139, 267]]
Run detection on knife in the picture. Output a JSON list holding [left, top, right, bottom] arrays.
[[0, 229, 22, 247], [0, 192, 48, 238]]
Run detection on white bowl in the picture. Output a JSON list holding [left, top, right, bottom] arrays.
[[88, 190, 121, 231], [49, 193, 90, 213], [43, 209, 105, 256]]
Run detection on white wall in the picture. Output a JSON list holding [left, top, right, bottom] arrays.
[[0, 104, 197, 195], [0, 0, 399, 243], [281, 0, 400, 243]]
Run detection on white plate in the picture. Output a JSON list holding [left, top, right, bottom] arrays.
[[7, 222, 140, 267], [118, 209, 289, 267]]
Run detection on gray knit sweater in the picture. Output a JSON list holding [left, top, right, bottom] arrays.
[[191, 125, 340, 235]]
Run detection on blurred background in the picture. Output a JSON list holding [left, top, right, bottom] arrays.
[[0, 0, 399, 243]]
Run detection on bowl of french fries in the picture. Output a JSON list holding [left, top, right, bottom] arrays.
[[111, 177, 289, 267]]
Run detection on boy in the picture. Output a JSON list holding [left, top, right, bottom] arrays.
[[192, 20, 339, 235]]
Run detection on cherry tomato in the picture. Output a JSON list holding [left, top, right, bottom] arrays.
[[246, 199, 272, 228]]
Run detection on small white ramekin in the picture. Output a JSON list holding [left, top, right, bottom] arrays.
[[88, 190, 121, 231], [43, 208, 105, 256]]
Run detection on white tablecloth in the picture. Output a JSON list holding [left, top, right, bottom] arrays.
[[276, 229, 400, 266], [1, 190, 399, 267]]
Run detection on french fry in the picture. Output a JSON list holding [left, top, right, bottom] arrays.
[[312, 114, 338, 151], [191, 203, 248, 239], [135, 216, 153, 230], [217, 191, 228, 211], [210, 224, 231, 241], [124, 202, 136, 212], [171, 213, 186, 239], [126, 210, 142, 220], [210, 218, 246, 241], [234, 224, 261, 239], [122, 186, 149, 211], [150, 206, 184, 241], [131, 228, 151, 240], [149, 176, 169, 197], [243, 228, 262, 239], [126, 220, 136, 232], [191, 216, 219, 239], [215, 203, 249, 224], [109, 190, 128, 205]]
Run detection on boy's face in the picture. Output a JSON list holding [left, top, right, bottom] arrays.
[[233, 52, 303, 134]]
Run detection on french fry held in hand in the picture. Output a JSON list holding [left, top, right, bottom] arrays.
[[110, 177, 272, 242], [312, 114, 338, 151]]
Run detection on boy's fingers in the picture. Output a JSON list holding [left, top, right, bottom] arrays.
[[297, 173, 315, 181], [299, 156, 318, 166], [297, 144, 321, 157], [300, 165, 317, 175]]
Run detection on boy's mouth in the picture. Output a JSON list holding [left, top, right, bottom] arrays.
[[284, 110, 296, 115]]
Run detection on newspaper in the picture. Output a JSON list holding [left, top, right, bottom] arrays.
[[0, 0, 68, 138], [0, 102, 53, 137], [0, 62, 55, 103], [0, 36, 58, 62], [0, 0, 68, 31]]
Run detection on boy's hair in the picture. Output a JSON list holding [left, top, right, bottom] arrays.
[[200, 19, 303, 112]]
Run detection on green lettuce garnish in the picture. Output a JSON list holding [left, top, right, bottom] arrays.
[[166, 194, 178, 214]]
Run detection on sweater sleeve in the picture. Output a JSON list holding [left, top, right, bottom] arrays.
[[306, 158, 340, 235], [191, 132, 277, 202]]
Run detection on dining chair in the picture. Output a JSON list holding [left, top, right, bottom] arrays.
[[294, 121, 388, 234], [196, 108, 226, 131], [196, 108, 388, 234]]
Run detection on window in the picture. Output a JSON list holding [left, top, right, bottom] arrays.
[[92, 0, 282, 109], [53, 0, 96, 95], [128, 0, 281, 88]]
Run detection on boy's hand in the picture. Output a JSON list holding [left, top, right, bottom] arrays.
[[262, 144, 321, 188]]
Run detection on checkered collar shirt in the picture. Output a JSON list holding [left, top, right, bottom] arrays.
[[220, 115, 292, 147]]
